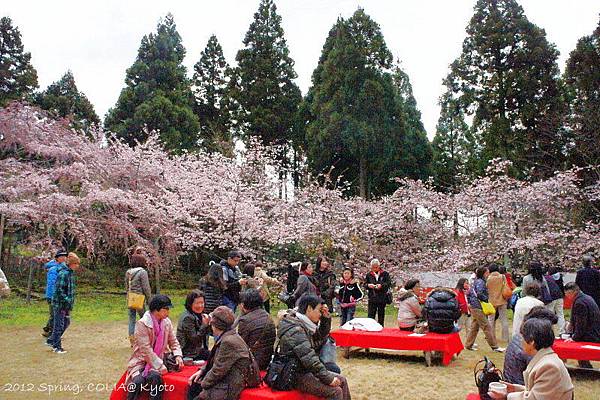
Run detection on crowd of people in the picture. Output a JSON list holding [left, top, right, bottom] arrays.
[[38, 247, 600, 400]]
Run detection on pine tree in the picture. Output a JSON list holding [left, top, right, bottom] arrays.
[[305, 9, 428, 198], [192, 35, 235, 155], [564, 17, 600, 183], [234, 0, 302, 151], [104, 14, 199, 153], [444, 0, 565, 179], [0, 17, 38, 106], [35, 71, 100, 132]]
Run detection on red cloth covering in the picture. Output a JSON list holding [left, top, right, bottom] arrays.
[[330, 328, 464, 365], [465, 394, 481, 400], [109, 366, 323, 400], [553, 339, 600, 361]]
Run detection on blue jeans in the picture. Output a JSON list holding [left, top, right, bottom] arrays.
[[340, 306, 356, 326], [319, 336, 340, 373], [128, 307, 145, 336], [48, 308, 70, 349], [222, 295, 237, 313]]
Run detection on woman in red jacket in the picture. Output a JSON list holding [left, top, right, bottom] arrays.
[[455, 278, 470, 330]]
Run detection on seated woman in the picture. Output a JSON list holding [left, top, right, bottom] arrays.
[[187, 306, 253, 400], [489, 318, 574, 400], [503, 306, 558, 385], [177, 290, 211, 361], [397, 279, 422, 331], [423, 287, 461, 334], [126, 295, 183, 400]]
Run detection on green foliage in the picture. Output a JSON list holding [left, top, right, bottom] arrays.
[[192, 35, 236, 155], [234, 0, 302, 157], [35, 71, 100, 132], [304, 9, 431, 198], [104, 14, 199, 153], [0, 16, 38, 106], [443, 0, 566, 180], [564, 17, 600, 182]]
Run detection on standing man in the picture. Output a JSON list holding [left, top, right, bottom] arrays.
[[364, 258, 391, 326], [47, 252, 80, 353], [564, 282, 600, 369], [575, 254, 600, 308], [315, 256, 336, 313], [42, 250, 67, 338], [219, 250, 247, 312]]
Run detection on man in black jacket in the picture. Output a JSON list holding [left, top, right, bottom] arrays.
[[277, 295, 351, 400], [220, 251, 247, 312], [423, 287, 461, 334], [564, 282, 600, 368], [575, 254, 600, 308], [364, 258, 392, 326]]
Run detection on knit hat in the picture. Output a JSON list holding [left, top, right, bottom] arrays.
[[210, 306, 235, 331], [66, 252, 80, 266]]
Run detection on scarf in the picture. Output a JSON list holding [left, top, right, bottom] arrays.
[[143, 313, 165, 377], [296, 312, 318, 334]]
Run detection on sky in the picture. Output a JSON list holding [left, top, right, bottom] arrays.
[[4, 0, 599, 139]]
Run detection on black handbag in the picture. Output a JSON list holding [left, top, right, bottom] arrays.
[[265, 330, 298, 391], [163, 352, 181, 372], [474, 356, 503, 400]]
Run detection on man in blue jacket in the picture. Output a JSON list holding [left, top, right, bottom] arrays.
[[564, 282, 600, 369], [42, 250, 67, 337]]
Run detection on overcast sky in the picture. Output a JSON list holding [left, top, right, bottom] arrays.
[[4, 0, 599, 138]]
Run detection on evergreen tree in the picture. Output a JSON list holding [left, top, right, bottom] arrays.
[[305, 9, 428, 198], [105, 14, 199, 153], [192, 35, 235, 155], [391, 62, 432, 183], [444, 0, 565, 179], [35, 71, 100, 132], [234, 0, 302, 151], [0, 16, 38, 106], [564, 17, 600, 182]]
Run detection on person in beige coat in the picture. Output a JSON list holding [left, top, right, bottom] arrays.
[[126, 294, 183, 400], [488, 318, 574, 400], [486, 264, 509, 342]]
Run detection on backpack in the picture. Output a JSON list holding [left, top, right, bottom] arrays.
[[507, 287, 522, 311]]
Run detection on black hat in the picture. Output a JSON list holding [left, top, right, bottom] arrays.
[[149, 294, 174, 311], [55, 250, 68, 258]]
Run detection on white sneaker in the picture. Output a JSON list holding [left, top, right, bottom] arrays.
[[54, 348, 67, 354], [493, 347, 505, 353]]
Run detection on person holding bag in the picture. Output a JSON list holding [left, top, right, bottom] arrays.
[[486, 263, 510, 342], [465, 266, 505, 352], [126, 253, 153, 347]]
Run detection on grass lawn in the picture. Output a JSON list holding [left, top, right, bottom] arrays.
[[0, 293, 598, 400]]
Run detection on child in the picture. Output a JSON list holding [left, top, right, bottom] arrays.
[[338, 267, 363, 325]]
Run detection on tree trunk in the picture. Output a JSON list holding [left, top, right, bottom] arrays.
[[26, 260, 34, 305], [359, 155, 367, 199], [453, 210, 459, 241], [0, 214, 5, 267]]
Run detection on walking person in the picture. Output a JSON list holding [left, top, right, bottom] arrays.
[[220, 251, 248, 312], [575, 254, 600, 308], [42, 250, 67, 337], [464, 266, 505, 352], [338, 267, 363, 326], [486, 263, 510, 342], [522, 261, 552, 305], [126, 253, 152, 347], [364, 258, 391, 326], [46, 252, 80, 353], [293, 261, 318, 306], [544, 266, 566, 335], [315, 256, 336, 313]]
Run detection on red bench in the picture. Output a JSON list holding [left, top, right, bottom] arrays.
[[465, 394, 481, 400], [109, 366, 322, 400], [553, 339, 600, 362], [330, 328, 464, 366]]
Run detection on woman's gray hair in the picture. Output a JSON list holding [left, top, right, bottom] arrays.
[[520, 318, 555, 350]]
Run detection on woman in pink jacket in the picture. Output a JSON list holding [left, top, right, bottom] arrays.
[[126, 294, 183, 400]]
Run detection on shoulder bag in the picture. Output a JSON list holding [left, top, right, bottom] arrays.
[[127, 269, 146, 311]]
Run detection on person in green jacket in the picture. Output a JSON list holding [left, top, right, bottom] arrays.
[[47, 252, 80, 354]]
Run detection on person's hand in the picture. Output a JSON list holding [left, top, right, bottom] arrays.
[[376, 284, 382, 289], [501, 381, 519, 393], [240, 278, 248, 286], [159, 365, 168, 375], [321, 304, 330, 318], [201, 313, 210, 326], [487, 390, 506, 400], [368, 284, 375, 289], [189, 369, 203, 384], [176, 356, 184, 369], [329, 377, 341, 387], [564, 337, 574, 342]]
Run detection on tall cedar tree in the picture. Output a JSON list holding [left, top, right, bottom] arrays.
[[305, 9, 428, 198], [564, 17, 600, 186], [234, 0, 302, 159], [0, 17, 38, 106], [192, 35, 236, 156], [444, 0, 565, 180], [105, 14, 199, 153], [35, 71, 100, 132], [432, 91, 474, 192]]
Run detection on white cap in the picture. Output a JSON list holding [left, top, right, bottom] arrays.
[[370, 258, 380, 266]]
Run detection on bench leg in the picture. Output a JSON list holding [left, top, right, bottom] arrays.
[[365, 348, 370, 354], [424, 351, 432, 367], [343, 347, 350, 359]]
